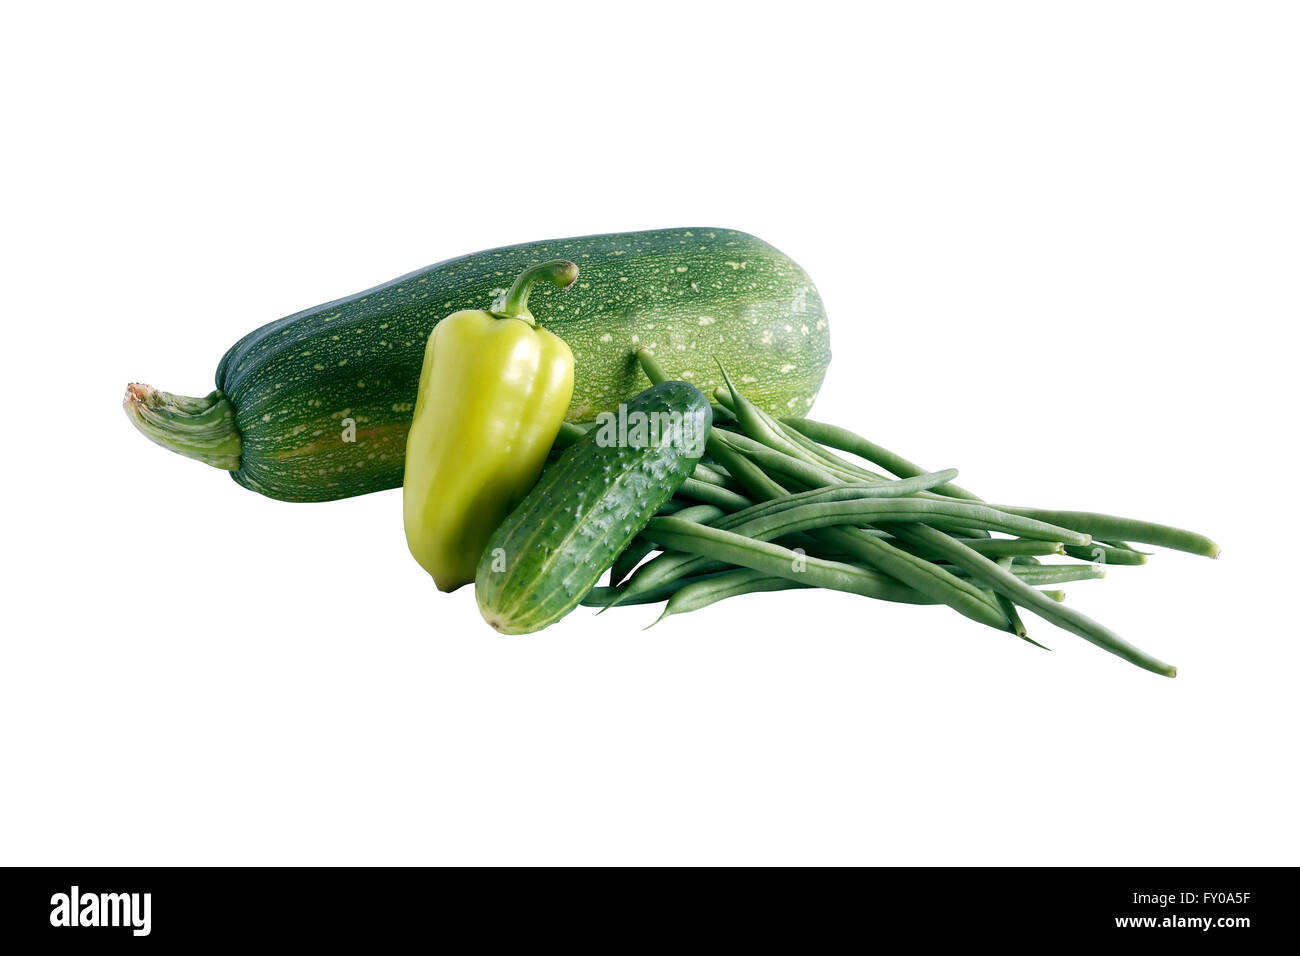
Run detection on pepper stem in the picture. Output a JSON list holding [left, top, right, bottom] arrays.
[[490, 260, 579, 326]]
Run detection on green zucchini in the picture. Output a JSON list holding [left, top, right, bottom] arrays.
[[476, 381, 711, 634], [124, 227, 830, 502]]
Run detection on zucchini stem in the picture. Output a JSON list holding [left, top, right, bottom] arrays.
[[122, 383, 242, 470]]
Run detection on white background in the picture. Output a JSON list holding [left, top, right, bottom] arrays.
[[2, 2, 1296, 865]]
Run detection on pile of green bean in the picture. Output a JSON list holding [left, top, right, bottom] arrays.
[[569, 350, 1218, 677]]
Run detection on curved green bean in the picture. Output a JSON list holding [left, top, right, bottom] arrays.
[[644, 517, 937, 606], [715, 386, 889, 484], [992, 564, 1106, 586], [810, 524, 1010, 632], [783, 416, 981, 500], [990, 507, 1219, 558], [676, 477, 753, 512], [719, 430, 858, 489], [583, 570, 727, 608], [610, 503, 725, 586], [690, 461, 735, 488], [657, 568, 812, 622], [655, 570, 1068, 621], [886, 527, 1176, 677], [893, 537, 1066, 559], [1063, 543, 1147, 566], [710, 473, 962, 533], [721, 499, 1090, 546], [715, 366, 826, 470]]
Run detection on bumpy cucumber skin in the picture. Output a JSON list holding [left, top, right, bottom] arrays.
[[475, 382, 711, 635], [215, 227, 828, 502]]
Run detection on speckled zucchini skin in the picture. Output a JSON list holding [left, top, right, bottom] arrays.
[[216, 227, 828, 501], [475, 381, 711, 634]]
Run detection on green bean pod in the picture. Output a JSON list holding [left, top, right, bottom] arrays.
[[658, 568, 813, 620], [993, 507, 1219, 558], [643, 517, 935, 606], [783, 416, 981, 500], [886, 527, 1176, 677]]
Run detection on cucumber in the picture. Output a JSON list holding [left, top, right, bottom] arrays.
[[475, 381, 711, 634], [123, 228, 829, 502]]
